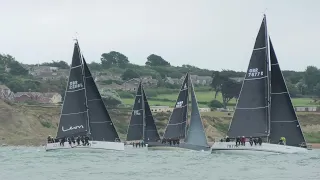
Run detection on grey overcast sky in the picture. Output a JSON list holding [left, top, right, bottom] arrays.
[[0, 0, 319, 71]]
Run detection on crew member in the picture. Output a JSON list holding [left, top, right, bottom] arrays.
[[236, 136, 240, 146], [225, 136, 230, 142], [249, 136, 253, 146], [257, 137, 262, 145]]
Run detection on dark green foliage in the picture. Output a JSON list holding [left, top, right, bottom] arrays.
[[101, 51, 129, 68], [121, 69, 140, 80], [208, 100, 224, 109], [146, 54, 170, 66]]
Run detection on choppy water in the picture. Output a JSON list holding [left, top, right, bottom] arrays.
[[0, 146, 319, 180]]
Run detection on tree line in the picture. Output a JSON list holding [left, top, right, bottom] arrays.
[[1, 51, 320, 108]]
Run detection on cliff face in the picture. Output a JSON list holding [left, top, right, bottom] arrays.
[[0, 100, 319, 146]]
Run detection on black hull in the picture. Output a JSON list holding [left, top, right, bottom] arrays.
[[147, 142, 210, 151]]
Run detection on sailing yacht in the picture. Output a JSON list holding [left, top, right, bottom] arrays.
[[147, 73, 210, 151], [45, 41, 124, 151], [125, 82, 161, 148], [211, 15, 309, 154]]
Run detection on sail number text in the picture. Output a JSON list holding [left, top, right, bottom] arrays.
[[247, 68, 264, 77], [176, 101, 184, 108], [69, 80, 84, 90]]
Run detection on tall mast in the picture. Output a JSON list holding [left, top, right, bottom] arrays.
[[264, 14, 271, 140], [185, 72, 190, 140], [141, 82, 146, 141], [76, 39, 91, 136]]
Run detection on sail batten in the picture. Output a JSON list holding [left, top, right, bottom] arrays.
[[163, 73, 189, 139]]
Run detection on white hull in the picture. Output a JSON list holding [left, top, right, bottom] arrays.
[[124, 144, 148, 150], [147, 145, 190, 151], [45, 141, 124, 152], [211, 142, 308, 154]]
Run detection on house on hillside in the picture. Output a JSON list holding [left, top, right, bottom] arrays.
[[14, 92, 44, 103], [0, 85, 14, 101], [104, 83, 125, 91], [140, 76, 158, 87], [190, 75, 213, 85], [150, 106, 173, 113], [164, 77, 182, 85], [14, 92, 61, 104], [28, 65, 68, 81], [122, 79, 140, 91], [95, 74, 122, 82]]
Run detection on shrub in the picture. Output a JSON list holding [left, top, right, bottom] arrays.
[[40, 121, 52, 128], [208, 99, 224, 109]]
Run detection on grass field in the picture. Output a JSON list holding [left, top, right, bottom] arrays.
[[121, 90, 318, 107]]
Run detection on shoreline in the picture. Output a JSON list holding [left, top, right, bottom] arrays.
[[2, 142, 320, 149]]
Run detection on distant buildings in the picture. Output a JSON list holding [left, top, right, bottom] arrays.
[[0, 85, 15, 101], [27, 65, 68, 81], [14, 92, 62, 104]]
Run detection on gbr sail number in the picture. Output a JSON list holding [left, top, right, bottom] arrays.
[[247, 68, 264, 77]]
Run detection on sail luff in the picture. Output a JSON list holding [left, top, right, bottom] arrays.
[[142, 83, 146, 140], [185, 72, 190, 139], [264, 14, 271, 137]]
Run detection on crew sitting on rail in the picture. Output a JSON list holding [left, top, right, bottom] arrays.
[[249, 136, 253, 146], [47, 135, 54, 143], [84, 136, 90, 146], [257, 137, 262, 145], [236, 136, 241, 146], [225, 136, 230, 142], [279, 137, 286, 145], [240, 136, 246, 146]]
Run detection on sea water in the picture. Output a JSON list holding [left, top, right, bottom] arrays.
[[0, 146, 319, 180]]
